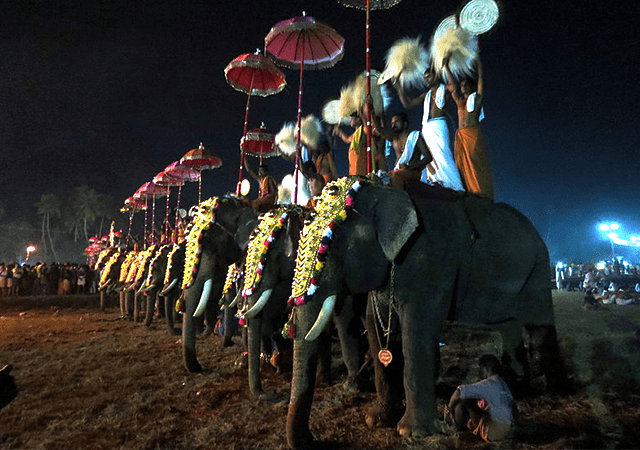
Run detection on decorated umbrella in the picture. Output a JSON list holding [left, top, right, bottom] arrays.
[[163, 160, 201, 230], [335, 0, 404, 173], [180, 143, 222, 203], [225, 51, 286, 195], [265, 13, 344, 202], [153, 170, 185, 243], [240, 123, 279, 163], [134, 182, 169, 247], [123, 196, 147, 241]]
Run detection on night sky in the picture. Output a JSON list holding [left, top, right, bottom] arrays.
[[0, 0, 638, 263]]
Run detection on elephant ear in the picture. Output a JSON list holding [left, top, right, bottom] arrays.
[[356, 186, 419, 262]]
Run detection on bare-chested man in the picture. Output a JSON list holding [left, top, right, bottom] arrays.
[[373, 112, 432, 190], [393, 68, 464, 191], [445, 56, 494, 200]]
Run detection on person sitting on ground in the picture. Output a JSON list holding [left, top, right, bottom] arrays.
[[583, 288, 605, 310], [445, 354, 515, 443], [243, 158, 278, 212]]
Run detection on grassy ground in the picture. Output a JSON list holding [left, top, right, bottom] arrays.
[[1, 291, 640, 449]]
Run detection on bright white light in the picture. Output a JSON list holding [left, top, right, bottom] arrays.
[[596, 261, 605, 270], [610, 223, 619, 230], [240, 179, 251, 197], [623, 261, 629, 267], [26, 245, 36, 252], [608, 232, 618, 240], [599, 224, 610, 231], [556, 262, 564, 268]]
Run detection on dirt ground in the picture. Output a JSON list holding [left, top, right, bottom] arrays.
[[1, 293, 640, 450]]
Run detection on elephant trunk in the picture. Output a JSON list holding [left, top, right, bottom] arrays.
[[247, 316, 265, 398], [244, 289, 272, 319], [160, 278, 178, 296], [193, 279, 212, 318], [287, 334, 319, 449], [304, 295, 336, 341], [143, 291, 156, 326], [183, 286, 203, 373]]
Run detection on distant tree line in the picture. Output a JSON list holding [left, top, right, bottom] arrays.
[[0, 186, 121, 263]]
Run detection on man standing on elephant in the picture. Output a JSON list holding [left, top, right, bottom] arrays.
[[243, 158, 277, 212], [334, 110, 386, 176], [393, 67, 464, 192], [445, 55, 494, 200]]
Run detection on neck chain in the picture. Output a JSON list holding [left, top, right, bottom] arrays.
[[373, 262, 396, 367]]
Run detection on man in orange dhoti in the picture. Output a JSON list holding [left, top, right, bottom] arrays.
[[446, 56, 494, 200], [334, 112, 385, 176]]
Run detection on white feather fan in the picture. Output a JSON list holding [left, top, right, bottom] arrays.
[[299, 115, 323, 150], [378, 37, 429, 89], [275, 122, 296, 157], [430, 27, 478, 81]]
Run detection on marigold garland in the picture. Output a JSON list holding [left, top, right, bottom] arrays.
[[134, 245, 157, 284], [164, 244, 182, 286], [95, 248, 114, 270], [289, 177, 365, 307], [119, 251, 138, 283], [145, 244, 173, 289], [242, 208, 289, 298], [100, 252, 121, 285], [182, 197, 220, 290]]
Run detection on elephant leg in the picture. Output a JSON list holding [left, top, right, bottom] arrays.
[[397, 302, 443, 438], [133, 293, 141, 322], [119, 291, 126, 317], [364, 294, 405, 429], [332, 294, 363, 390], [222, 304, 236, 347], [143, 292, 155, 327], [492, 319, 528, 392], [164, 294, 180, 336], [248, 316, 281, 400], [525, 324, 572, 394], [99, 290, 107, 312], [126, 291, 134, 318]]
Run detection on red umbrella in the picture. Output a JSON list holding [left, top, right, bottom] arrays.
[[134, 182, 169, 246], [265, 13, 344, 202], [335, 0, 404, 173], [241, 123, 279, 163], [162, 160, 201, 231], [225, 51, 286, 195], [180, 143, 223, 203], [153, 171, 186, 242]]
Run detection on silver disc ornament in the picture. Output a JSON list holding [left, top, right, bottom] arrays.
[[433, 14, 457, 43], [459, 0, 499, 35]]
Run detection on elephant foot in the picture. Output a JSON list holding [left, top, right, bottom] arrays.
[[257, 391, 288, 403], [365, 401, 404, 429], [234, 352, 248, 368], [184, 356, 203, 373], [396, 414, 441, 438], [287, 427, 315, 450]]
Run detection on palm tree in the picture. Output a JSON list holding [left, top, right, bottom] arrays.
[[35, 193, 61, 261], [71, 186, 101, 242]]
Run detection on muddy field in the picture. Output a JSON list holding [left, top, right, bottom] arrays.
[[1, 292, 640, 449]]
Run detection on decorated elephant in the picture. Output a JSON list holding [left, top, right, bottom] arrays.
[[239, 205, 364, 400], [285, 177, 568, 448], [97, 249, 124, 311], [180, 196, 259, 373]]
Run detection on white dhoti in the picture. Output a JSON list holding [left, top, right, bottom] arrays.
[[422, 117, 464, 191]]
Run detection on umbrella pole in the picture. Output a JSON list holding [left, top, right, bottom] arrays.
[[151, 194, 157, 245], [164, 189, 171, 243], [198, 174, 202, 204], [127, 209, 134, 241], [143, 198, 149, 250], [294, 46, 306, 205], [365, 0, 374, 174], [174, 184, 182, 243], [238, 86, 254, 196]]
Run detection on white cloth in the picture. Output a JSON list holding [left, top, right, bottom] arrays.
[[421, 117, 464, 190], [394, 131, 421, 169], [466, 92, 485, 122], [422, 84, 446, 125]]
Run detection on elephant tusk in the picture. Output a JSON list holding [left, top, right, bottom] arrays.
[[141, 283, 157, 294], [304, 295, 336, 341], [193, 279, 212, 317], [160, 278, 178, 296], [229, 290, 242, 308], [243, 289, 272, 319], [98, 279, 112, 291]]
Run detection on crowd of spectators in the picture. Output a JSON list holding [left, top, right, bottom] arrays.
[[0, 262, 96, 297]]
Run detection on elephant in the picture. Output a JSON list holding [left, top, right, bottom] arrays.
[[181, 196, 259, 373], [285, 177, 569, 449], [97, 250, 125, 311], [239, 206, 365, 401], [136, 244, 180, 331], [0, 364, 17, 411]]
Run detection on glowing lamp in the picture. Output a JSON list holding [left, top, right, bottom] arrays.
[[240, 179, 251, 197]]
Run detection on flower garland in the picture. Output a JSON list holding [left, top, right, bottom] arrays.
[[119, 251, 138, 283], [220, 263, 243, 306], [145, 244, 172, 289], [164, 244, 182, 287], [242, 208, 289, 298], [125, 251, 143, 284], [95, 248, 114, 270], [289, 177, 365, 307], [100, 252, 121, 285], [134, 245, 157, 283], [181, 197, 220, 290]]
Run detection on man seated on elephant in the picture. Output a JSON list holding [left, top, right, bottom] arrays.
[[243, 158, 278, 212], [445, 354, 515, 442], [372, 112, 433, 190]]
